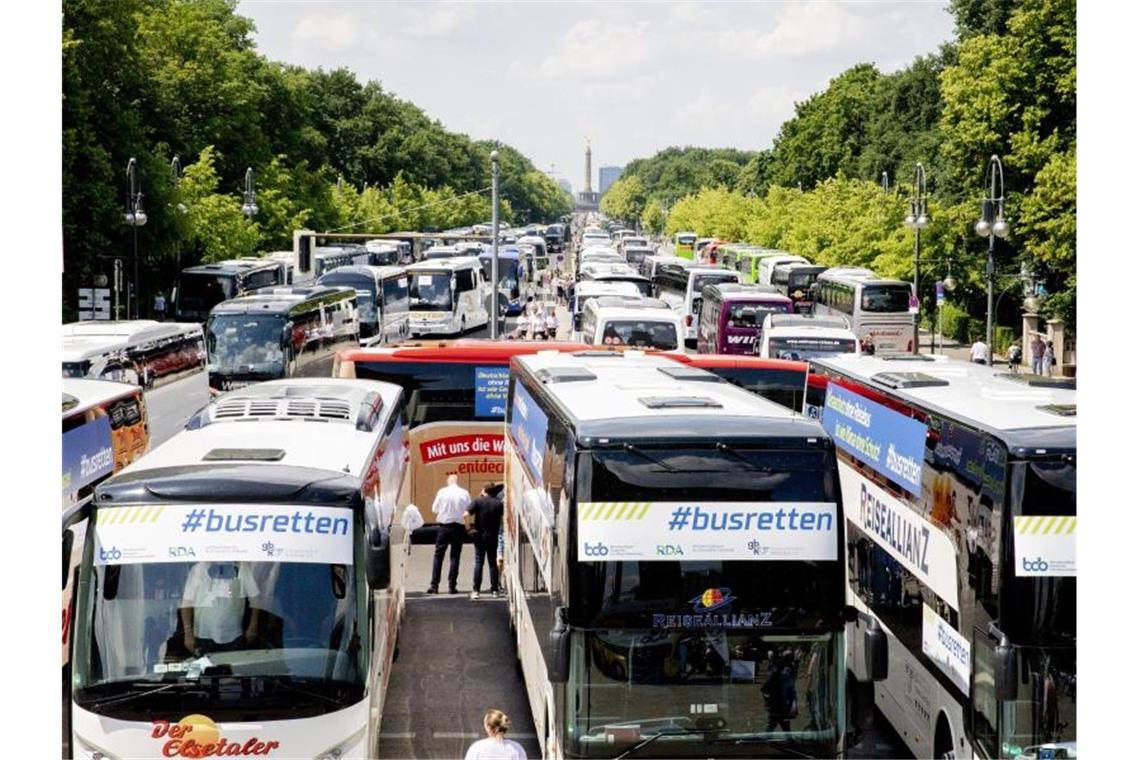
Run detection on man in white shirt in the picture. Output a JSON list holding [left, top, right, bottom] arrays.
[[969, 338, 989, 365], [428, 474, 472, 594], [181, 561, 260, 654]]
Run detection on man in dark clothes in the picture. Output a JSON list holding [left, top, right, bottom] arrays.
[[463, 482, 504, 599]]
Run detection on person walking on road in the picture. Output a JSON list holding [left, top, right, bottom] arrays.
[[1030, 334, 1045, 375], [464, 483, 504, 599], [153, 291, 166, 321], [428, 474, 471, 594], [969, 338, 989, 365], [1007, 342, 1022, 373], [465, 709, 528, 760], [1043, 342, 1055, 377], [544, 308, 559, 340]]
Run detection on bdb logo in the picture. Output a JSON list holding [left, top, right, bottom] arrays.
[[168, 546, 197, 559], [656, 544, 684, 556], [583, 542, 609, 557], [1022, 556, 1050, 572], [99, 546, 122, 562]]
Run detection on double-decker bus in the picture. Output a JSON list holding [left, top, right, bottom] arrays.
[[813, 354, 1076, 759], [503, 350, 886, 758], [813, 268, 915, 354], [68, 378, 411, 759]]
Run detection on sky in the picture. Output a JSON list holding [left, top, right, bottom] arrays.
[[238, 1, 955, 194]]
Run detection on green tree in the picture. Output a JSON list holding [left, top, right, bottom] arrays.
[[640, 201, 668, 235], [180, 146, 261, 262]]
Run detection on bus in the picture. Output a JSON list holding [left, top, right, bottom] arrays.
[[503, 350, 885, 758], [812, 354, 1076, 759], [318, 265, 410, 345], [772, 264, 828, 314], [62, 320, 209, 446], [364, 240, 403, 266], [406, 257, 490, 336], [756, 315, 860, 364], [67, 378, 411, 759], [62, 378, 151, 754], [579, 298, 684, 351], [206, 285, 360, 391], [756, 255, 810, 288], [696, 283, 793, 356], [479, 248, 525, 316], [653, 264, 741, 346], [813, 268, 916, 354], [172, 258, 290, 323], [576, 264, 653, 298], [673, 231, 697, 259]]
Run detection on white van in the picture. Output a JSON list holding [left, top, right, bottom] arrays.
[[755, 313, 859, 360], [756, 254, 810, 286], [580, 298, 685, 350], [406, 256, 490, 335]]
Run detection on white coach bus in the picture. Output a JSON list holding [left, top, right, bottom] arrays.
[[68, 378, 414, 759], [812, 268, 916, 354]]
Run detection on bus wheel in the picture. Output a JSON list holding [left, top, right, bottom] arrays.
[[934, 715, 955, 759]]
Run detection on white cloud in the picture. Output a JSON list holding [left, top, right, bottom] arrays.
[[291, 13, 360, 52], [719, 1, 868, 59], [533, 19, 657, 80]]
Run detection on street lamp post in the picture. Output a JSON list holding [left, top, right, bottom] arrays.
[[124, 157, 147, 320], [975, 155, 1011, 365], [170, 156, 185, 272], [490, 150, 501, 339], [242, 167, 259, 220], [881, 171, 889, 192], [904, 163, 930, 354]]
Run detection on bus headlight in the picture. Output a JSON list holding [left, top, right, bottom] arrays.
[[74, 733, 119, 760], [315, 727, 366, 759]]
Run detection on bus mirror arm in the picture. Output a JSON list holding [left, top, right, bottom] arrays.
[[62, 530, 74, 590], [864, 618, 888, 682], [994, 634, 1018, 702], [364, 523, 391, 590], [547, 606, 571, 684]]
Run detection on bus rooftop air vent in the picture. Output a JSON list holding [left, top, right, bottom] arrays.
[[1037, 403, 1076, 417], [536, 367, 597, 384], [202, 448, 285, 461], [879, 354, 935, 361], [656, 366, 724, 383], [571, 350, 622, 358], [871, 372, 949, 390], [998, 373, 1076, 390], [639, 396, 723, 409], [209, 396, 353, 423]]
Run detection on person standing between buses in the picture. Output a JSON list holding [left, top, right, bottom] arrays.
[[465, 709, 528, 760], [428, 473, 471, 594], [153, 290, 166, 321]]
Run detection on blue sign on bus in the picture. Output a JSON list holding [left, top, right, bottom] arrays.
[[510, 383, 548, 487], [475, 366, 510, 417], [62, 415, 114, 496], [821, 384, 927, 496]]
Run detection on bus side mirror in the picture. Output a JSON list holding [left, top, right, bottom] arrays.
[[62, 530, 74, 590], [547, 607, 570, 684], [365, 525, 391, 590], [865, 618, 888, 681], [994, 637, 1018, 702]]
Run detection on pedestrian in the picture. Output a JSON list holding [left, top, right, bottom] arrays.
[[969, 337, 988, 365], [428, 473, 471, 594], [153, 290, 166, 321], [1030, 334, 1045, 375], [1043, 342, 1055, 376], [464, 483, 504, 599], [544, 308, 559, 340], [554, 273, 566, 306], [464, 709, 527, 760], [1007, 342, 1022, 373]]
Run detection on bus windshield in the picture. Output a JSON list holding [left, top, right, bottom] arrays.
[[72, 510, 367, 720], [206, 314, 286, 375], [860, 284, 911, 313], [601, 320, 678, 350], [409, 273, 454, 312], [788, 272, 820, 290], [768, 336, 856, 360], [177, 274, 235, 315]]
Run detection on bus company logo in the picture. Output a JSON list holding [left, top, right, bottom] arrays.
[[689, 587, 735, 613], [726, 335, 755, 345], [747, 539, 771, 556], [167, 546, 197, 559], [98, 546, 121, 562], [150, 714, 280, 757], [261, 541, 280, 557], [583, 542, 610, 557], [655, 544, 684, 556], [1022, 556, 1050, 573]]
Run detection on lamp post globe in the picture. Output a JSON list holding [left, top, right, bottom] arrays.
[[975, 219, 992, 237], [993, 218, 1010, 238], [916, 213, 929, 229], [943, 275, 958, 292]]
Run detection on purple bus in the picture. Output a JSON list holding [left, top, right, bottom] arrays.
[[696, 283, 794, 355]]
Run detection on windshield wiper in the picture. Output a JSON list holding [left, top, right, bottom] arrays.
[[269, 676, 347, 708], [621, 443, 677, 472], [614, 727, 707, 760], [78, 680, 190, 710], [716, 442, 773, 472]]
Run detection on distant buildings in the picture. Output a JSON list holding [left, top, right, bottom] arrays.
[[599, 165, 623, 195]]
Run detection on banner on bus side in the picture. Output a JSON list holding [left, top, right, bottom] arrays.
[[62, 415, 114, 497], [821, 383, 927, 496], [576, 501, 838, 562], [474, 366, 510, 417], [510, 383, 548, 487], [1013, 515, 1076, 577], [93, 504, 355, 566], [921, 603, 970, 696]]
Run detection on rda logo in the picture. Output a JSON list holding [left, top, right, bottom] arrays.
[[98, 546, 122, 562], [168, 546, 197, 559], [1022, 556, 1050, 573], [656, 544, 684, 556], [583, 542, 610, 557]]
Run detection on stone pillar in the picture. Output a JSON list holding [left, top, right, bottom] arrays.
[[1022, 312, 1041, 366], [1046, 319, 1066, 377]]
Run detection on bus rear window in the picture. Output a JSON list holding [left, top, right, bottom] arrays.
[[728, 302, 787, 328], [860, 285, 911, 313]]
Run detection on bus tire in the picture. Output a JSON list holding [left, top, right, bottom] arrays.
[[934, 713, 955, 759]]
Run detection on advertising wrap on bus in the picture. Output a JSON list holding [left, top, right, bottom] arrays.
[[474, 366, 510, 417], [821, 383, 927, 496], [63, 415, 114, 498], [921, 602, 971, 696], [577, 501, 838, 562], [93, 504, 354, 566], [839, 461, 959, 610], [510, 383, 548, 487]]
